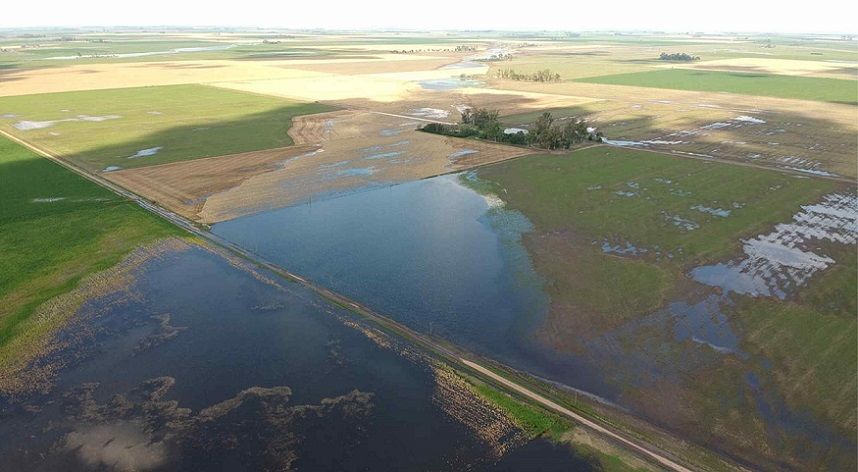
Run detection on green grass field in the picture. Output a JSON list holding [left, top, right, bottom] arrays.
[[0, 135, 181, 382], [575, 69, 858, 104], [0, 84, 334, 171], [471, 145, 854, 468], [731, 243, 857, 435], [470, 146, 840, 334], [477, 146, 838, 267]]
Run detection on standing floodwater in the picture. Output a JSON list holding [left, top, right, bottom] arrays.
[[0, 243, 597, 471], [213, 174, 616, 399]]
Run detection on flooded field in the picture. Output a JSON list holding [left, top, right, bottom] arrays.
[[213, 153, 858, 470], [212, 174, 615, 397], [0, 240, 596, 471]]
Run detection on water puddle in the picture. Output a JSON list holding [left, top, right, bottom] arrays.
[[13, 115, 121, 130], [419, 77, 482, 91], [335, 167, 377, 177], [449, 148, 479, 159], [663, 212, 700, 231], [601, 240, 646, 256], [407, 108, 450, 119], [691, 204, 731, 218], [126, 146, 163, 159]]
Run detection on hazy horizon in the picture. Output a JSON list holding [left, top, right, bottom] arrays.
[[4, 0, 857, 35]]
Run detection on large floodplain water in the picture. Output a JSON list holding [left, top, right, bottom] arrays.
[[213, 174, 616, 400], [213, 172, 858, 468], [0, 243, 595, 471]]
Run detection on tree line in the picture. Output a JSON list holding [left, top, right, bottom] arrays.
[[494, 68, 561, 82], [421, 108, 601, 150], [658, 52, 700, 61]]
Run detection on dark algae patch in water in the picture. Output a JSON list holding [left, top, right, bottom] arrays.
[[0, 242, 602, 471]]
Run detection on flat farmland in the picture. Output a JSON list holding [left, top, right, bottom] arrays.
[[0, 84, 333, 171], [470, 145, 856, 470], [492, 79, 858, 178], [0, 55, 447, 97], [107, 110, 532, 223], [575, 69, 858, 104]]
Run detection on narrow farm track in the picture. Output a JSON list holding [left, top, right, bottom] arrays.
[[3, 127, 722, 472]]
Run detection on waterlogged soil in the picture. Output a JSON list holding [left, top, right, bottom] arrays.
[[0, 242, 596, 471]]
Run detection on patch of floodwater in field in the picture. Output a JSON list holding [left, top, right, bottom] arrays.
[[407, 107, 450, 119], [603, 138, 683, 148], [691, 193, 858, 298], [669, 296, 745, 357], [13, 114, 121, 130], [213, 173, 615, 399], [662, 212, 700, 231], [419, 77, 483, 91], [691, 204, 731, 218], [601, 240, 646, 256], [0, 244, 594, 470], [449, 148, 479, 159], [733, 115, 766, 124], [784, 166, 838, 177], [335, 167, 377, 177], [102, 166, 122, 172], [126, 146, 163, 159], [582, 294, 746, 389], [31, 197, 66, 203], [43, 44, 237, 60], [364, 151, 402, 160]]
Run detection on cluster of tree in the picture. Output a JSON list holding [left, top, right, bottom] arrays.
[[391, 47, 476, 54], [421, 108, 600, 150], [494, 68, 561, 82], [454, 45, 477, 52], [527, 112, 597, 149], [658, 52, 700, 62]]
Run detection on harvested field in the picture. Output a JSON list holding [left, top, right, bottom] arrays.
[[210, 65, 491, 103], [0, 84, 333, 171], [108, 110, 531, 223], [0, 55, 447, 97], [105, 145, 321, 221]]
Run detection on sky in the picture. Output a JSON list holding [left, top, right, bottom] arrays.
[[3, 0, 857, 34]]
